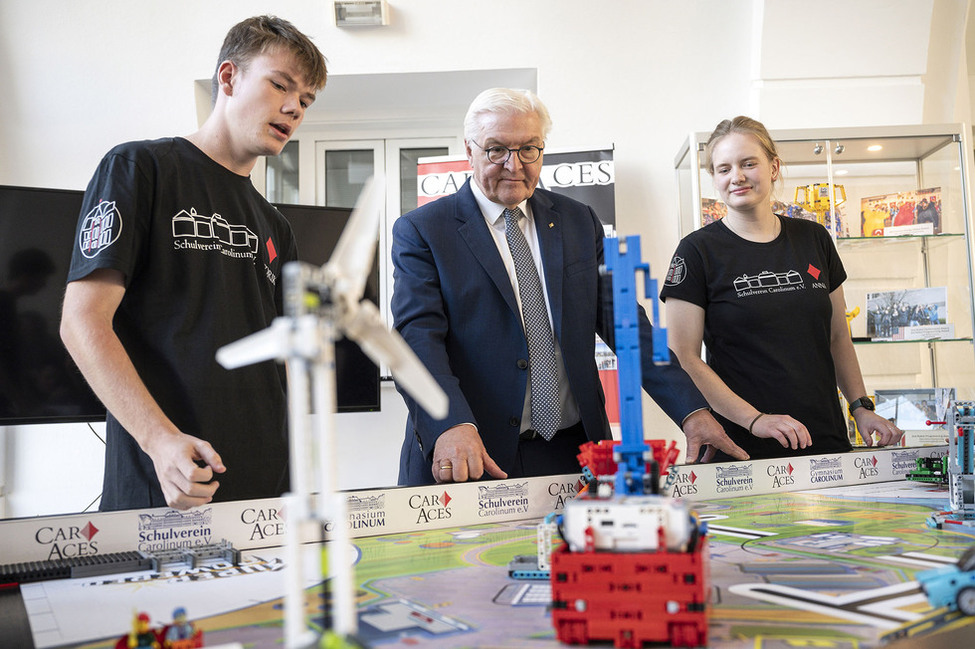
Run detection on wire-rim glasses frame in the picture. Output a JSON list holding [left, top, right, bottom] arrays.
[[470, 140, 544, 165]]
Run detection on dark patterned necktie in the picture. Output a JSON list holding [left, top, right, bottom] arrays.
[[503, 207, 560, 441]]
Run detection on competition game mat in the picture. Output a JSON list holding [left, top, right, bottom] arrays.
[[18, 480, 975, 648]]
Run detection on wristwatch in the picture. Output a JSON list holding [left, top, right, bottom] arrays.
[[848, 396, 875, 415]]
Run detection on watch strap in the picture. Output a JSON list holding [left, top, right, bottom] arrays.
[[848, 396, 874, 415]]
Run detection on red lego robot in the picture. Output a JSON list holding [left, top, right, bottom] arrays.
[[549, 236, 709, 648], [551, 535, 708, 648]]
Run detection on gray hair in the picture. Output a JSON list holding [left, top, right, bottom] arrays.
[[463, 88, 552, 142]]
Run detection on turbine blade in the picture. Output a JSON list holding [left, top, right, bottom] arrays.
[[343, 301, 448, 420], [326, 173, 385, 303], [216, 318, 291, 369]]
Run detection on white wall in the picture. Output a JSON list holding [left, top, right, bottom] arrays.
[[1, 0, 971, 516], [756, 0, 972, 128], [1, 422, 105, 517]]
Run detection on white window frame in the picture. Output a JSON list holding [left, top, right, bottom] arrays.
[[305, 136, 460, 375]]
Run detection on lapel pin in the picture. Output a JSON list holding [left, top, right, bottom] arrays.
[[549, 222, 554, 228]]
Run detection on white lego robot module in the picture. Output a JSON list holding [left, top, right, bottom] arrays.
[[561, 494, 693, 553]]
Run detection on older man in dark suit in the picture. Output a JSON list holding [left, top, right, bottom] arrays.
[[391, 88, 746, 487]]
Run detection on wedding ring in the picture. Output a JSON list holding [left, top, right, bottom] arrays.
[[440, 463, 452, 471]]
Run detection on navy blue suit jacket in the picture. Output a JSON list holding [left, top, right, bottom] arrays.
[[391, 181, 708, 485]]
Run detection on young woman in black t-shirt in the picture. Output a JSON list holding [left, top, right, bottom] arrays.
[[660, 116, 903, 460]]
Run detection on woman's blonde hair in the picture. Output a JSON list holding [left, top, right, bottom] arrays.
[[703, 116, 779, 175]]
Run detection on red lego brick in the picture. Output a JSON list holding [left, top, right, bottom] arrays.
[[577, 439, 680, 480], [550, 538, 708, 648]]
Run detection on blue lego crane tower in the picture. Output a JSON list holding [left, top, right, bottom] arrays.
[[602, 235, 666, 496]]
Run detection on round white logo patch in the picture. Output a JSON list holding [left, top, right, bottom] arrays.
[[78, 200, 122, 259], [665, 256, 686, 286]]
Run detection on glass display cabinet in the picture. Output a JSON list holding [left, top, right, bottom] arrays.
[[673, 124, 975, 425]]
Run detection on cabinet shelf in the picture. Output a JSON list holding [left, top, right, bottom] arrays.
[[837, 232, 965, 245], [852, 337, 973, 346]]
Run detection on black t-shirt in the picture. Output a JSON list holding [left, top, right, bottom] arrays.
[[660, 216, 852, 459], [67, 137, 298, 509]]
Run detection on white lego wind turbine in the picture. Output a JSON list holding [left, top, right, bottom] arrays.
[[216, 175, 447, 648]]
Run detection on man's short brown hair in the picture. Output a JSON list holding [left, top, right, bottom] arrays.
[[211, 15, 328, 104]]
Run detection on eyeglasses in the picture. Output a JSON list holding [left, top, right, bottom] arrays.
[[470, 140, 544, 165]]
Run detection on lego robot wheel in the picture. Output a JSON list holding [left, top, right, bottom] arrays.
[[958, 587, 975, 616]]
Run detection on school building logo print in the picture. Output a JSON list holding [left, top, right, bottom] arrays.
[[171, 208, 259, 258], [665, 256, 686, 286], [79, 200, 122, 258]]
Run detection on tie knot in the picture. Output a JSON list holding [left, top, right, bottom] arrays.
[[503, 207, 523, 228]]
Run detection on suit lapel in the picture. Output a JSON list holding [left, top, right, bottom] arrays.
[[531, 191, 564, 340], [454, 183, 520, 316]]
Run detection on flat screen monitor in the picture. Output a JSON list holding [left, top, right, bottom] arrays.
[[0, 185, 103, 424], [0, 185, 380, 425], [273, 202, 381, 413]]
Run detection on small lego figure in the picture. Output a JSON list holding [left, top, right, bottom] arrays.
[[128, 612, 159, 649], [162, 606, 203, 649], [164, 607, 192, 644]]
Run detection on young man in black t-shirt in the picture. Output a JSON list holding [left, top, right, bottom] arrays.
[[61, 16, 328, 511]]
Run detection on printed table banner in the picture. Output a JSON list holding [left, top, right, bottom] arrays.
[[0, 446, 941, 565]]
